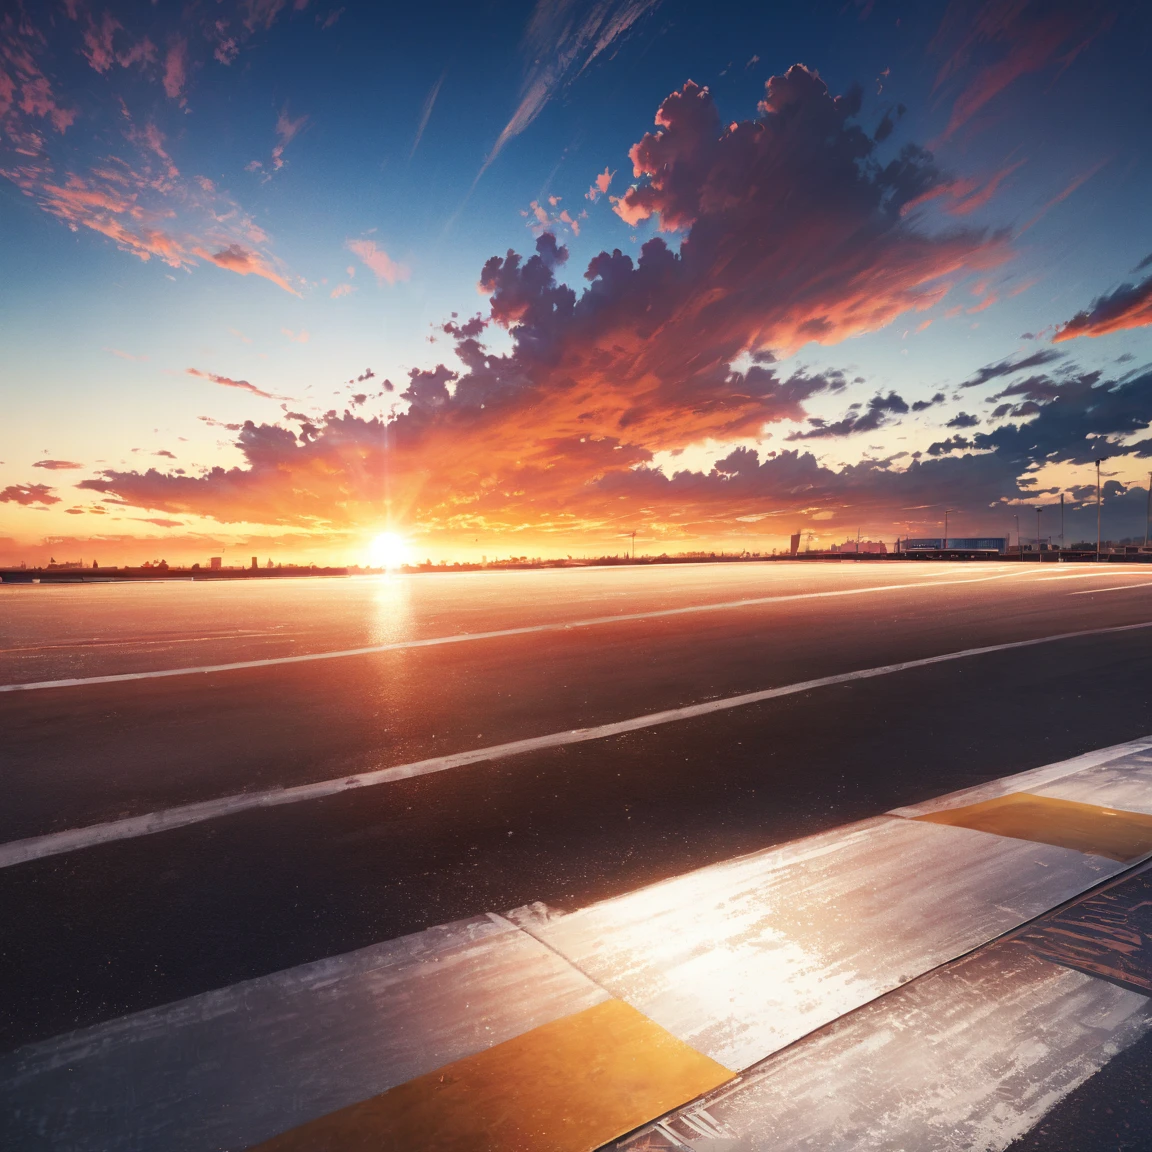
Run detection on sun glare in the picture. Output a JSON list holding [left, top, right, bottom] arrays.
[[369, 532, 411, 570]]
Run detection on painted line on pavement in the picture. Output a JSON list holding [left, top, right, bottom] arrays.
[[2, 616, 1151, 871], [1072, 581, 1152, 595], [0, 568, 1044, 694]]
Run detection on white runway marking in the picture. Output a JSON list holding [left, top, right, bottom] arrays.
[[1072, 581, 1152, 595], [2, 616, 1150, 870], [0, 568, 1043, 694], [1041, 571, 1152, 581]]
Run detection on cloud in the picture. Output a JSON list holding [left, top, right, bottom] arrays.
[[1054, 271, 1152, 343], [78, 69, 1034, 540], [1017, 158, 1109, 235], [477, 0, 660, 182], [330, 283, 355, 298], [411, 70, 446, 158], [960, 348, 1063, 387], [32, 459, 83, 470], [931, 0, 1115, 141], [789, 392, 910, 440], [944, 160, 1027, 216], [270, 106, 307, 171], [912, 392, 946, 412], [946, 411, 980, 428], [0, 20, 296, 295], [346, 238, 409, 285], [586, 166, 615, 201], [186, 367, 280, 400], [281, 327, 310, 343], [162, 37, 187, 101], [0, 483, 60, 506]]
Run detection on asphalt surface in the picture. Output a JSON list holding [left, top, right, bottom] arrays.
[[4, 559, 1152, 1148]]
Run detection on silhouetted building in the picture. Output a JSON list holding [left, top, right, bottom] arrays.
[[788, 532, 801, 557], [210, 556, 222, 570]]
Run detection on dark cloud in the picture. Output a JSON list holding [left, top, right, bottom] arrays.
[[788, 392, 909, 440], [960, 349, 1064, 387], [1054, 272, 1152, 343], [927, 435, 973, 456], [0, 483, 60, 506], [946, 411, 980, 428], [912, 392, 945, 412]]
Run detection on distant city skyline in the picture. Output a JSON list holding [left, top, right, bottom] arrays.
[[3, 0, 1152, 566]]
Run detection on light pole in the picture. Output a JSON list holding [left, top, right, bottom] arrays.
[[1060, 492, 1065, 553], [1014, 513, 1021, 561], [943, 509, 952, 557], [1036, 507, 1042, 564], [1146, 471, 1151, 549], [1095, 458, 1105, 561]]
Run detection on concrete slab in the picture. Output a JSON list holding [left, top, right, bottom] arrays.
[[0, 914, 608, 1152], [525, 815, 1122, 1070], [889, 739, 1152, 818], [615, 944, 1152, 1152]]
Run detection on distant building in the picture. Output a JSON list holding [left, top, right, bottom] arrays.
[[210, 556, 222, 570], [788, 531, 801, 557], [830, 540, 887, 554], [902, 537, 1007, 553], [250, 556, 258, 570]]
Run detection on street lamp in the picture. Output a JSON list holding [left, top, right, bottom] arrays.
[[1014, 513, 1021, 562], [1036, 507, 1042, 564], [943, 509, 952, 557], [1095, 458, 1106, 561]]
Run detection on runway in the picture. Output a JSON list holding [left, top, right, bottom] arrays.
[[4, 560, 1152, 1148]]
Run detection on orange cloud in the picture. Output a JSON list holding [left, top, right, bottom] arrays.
[[1055, 268, 1152, 342], [1, 483, 60, 506], [33, 459, 83, 470], [80, 68, 1019, 541], [186, 367, 281, 400], [346, 238, 409, 285]]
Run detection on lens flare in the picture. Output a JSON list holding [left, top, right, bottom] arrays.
[[369, 532, 411, 570]]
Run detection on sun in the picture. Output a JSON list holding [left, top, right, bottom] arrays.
[[368, 532, 411, 570]]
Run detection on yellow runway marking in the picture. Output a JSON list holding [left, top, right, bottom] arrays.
[[247, 998, 732, 1152], [916, 793, 1152, 862]]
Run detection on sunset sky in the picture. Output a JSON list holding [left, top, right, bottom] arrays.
[[3, 0, 1152, 565]]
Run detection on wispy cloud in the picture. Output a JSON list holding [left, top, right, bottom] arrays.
[[186, 367, 282, 400], [346, 238, 409, 285], [410, 70, 446, 159], [475, 0, 660, 185], [33, 459, 83, 470]]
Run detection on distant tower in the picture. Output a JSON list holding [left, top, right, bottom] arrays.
[[251, 556, 258, 570], [788, 531, 801, 557], [210, 557, 222, 570]]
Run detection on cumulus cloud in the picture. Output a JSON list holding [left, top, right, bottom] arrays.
[[1, 483, 60, 506], [76, 68, 1074, 541], [1055, 271, 1152, 343], [946, 411, 980, 428], [346, 238, 409, 285]]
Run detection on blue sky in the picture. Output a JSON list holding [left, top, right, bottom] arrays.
[[2, 0, 1152, 563]]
